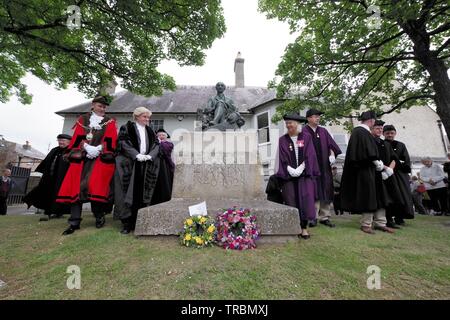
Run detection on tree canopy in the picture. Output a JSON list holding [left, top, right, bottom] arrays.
[[258, 0, 450, 134], [0, 0, 226, 104]]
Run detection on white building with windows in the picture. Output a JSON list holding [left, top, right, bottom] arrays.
[[56, 55, 448, 177]]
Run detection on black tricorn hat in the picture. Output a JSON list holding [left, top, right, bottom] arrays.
[[383, 124, 396, 132], [358, 110, 377, 121], [374, 119, 385, 127], [283, 112, 307, 122], [57, 134, 72, 140], [92, 95, 111, 106], [156, 128, 170, 139], [306, 108, 324, 118]]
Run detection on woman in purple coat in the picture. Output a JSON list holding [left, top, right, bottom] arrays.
[[276, 113, 321, 239], [155, 129, 175, 201]]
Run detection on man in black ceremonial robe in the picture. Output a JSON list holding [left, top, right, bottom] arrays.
[[340, 111, 395, 234], [383, 124, 415, 226], [23, 134, 72, 220], [371, 120, 405, 229]]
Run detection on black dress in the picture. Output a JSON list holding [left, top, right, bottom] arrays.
[[385, 140, 415, 221]]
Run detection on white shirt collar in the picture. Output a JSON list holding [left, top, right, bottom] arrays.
[[90, 112, 103, 121], [356, 124, 370, 132], [89, 112, 104, 129], [307, 124, 318, 132], [136, 122, 146, 130]]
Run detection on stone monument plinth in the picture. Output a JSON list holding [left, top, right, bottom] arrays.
[[134, 131, 301, 243]]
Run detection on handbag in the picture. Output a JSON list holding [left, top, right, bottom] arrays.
[[416, 184, 426, 193]]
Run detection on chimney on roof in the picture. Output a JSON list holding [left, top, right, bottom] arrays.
[[234, 52, 245, 88], [23, 141, 31, 150], [102, 78, 118, 95]]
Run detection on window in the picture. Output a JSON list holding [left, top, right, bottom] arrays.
[[151, 119, 164, 131], [332, 133, 348, 154], [257, 112, 270, 144]]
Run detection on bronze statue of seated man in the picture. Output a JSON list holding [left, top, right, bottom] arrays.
[[199, 82, 245, 131]]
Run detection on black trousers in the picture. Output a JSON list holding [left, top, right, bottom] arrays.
[[427, 187, 449, 213], [44, 202, 70, 217], [121, 208, 139, 231], [412, 191, 427, 215], [68, 201, 107, 227], [300, 219, 308, 229], [386, 204, 406, 224], [333, 192, 343, 215], [0, 197, 7, 215]]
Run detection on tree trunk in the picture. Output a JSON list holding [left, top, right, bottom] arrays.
[[427, 58, 450, 147], [400, 20, 450, 149]]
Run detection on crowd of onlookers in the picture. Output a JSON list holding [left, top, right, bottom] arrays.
[[409, 155, 450, 216]]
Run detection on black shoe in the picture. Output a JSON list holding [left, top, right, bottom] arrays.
[[120, 227, 131, 234], [309, 220, 317, 228], [386, 221, 401, 229], [39, 216, 49, 222], [319, 219, 335, 228], [62, 225, 80, 235], [299, 234, 311, 240], [435, 212, 443, 216], [95, 216, 106, 229]]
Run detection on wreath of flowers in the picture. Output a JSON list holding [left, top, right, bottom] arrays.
[[215, 207, 259, 250], [180, 215, 216, 248]]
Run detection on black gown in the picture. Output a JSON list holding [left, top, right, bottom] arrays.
[[23, 146, 71, 216], [373, 137, 402, 210], [114, 121, 161, 225], [340, 126, 389, 213], [385, 140, 415, 220], [151, 140, 174, 205]]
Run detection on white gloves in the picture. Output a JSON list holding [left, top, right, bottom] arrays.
[[329, 155, 336, 165], [385, 167, 394, 176], [287, 163, 305, 177], [136, 154, 152, 162], [84, 144, 102, 159], [373, 160, 384, 171], [287, 166, 297, 177], [381, 167, 394, 180], [297, 162, 305, 175]]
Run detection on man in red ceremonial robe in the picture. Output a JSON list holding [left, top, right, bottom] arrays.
[[56, 95, 117, 235]]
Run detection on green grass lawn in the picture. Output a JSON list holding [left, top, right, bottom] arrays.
[[0, 213, 449, 299]]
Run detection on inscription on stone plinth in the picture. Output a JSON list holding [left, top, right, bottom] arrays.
[[193, 165, 245, 187]]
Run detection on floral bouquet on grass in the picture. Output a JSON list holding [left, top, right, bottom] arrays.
[[215, 207, 259, 250], [180, 215, 216, 248]]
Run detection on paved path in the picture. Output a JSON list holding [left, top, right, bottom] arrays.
[[4, 204, 38, 216]]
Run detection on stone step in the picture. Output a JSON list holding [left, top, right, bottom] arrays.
[[135, 198, 301, 243]]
